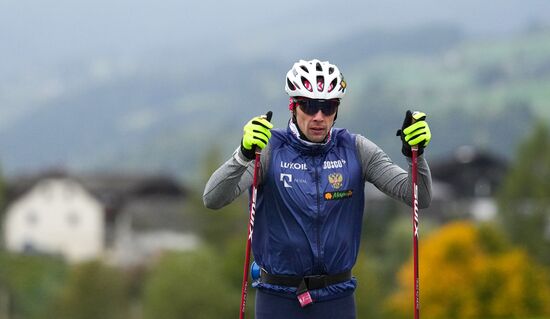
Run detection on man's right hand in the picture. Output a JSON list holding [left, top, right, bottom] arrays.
[[240, 113, 273, 160]]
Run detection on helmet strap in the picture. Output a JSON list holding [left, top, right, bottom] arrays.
[[291, 110, 311, 142]]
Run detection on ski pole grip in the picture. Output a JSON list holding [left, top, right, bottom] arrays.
[[411, 112, 418, 151], [264, 111, 273, 122], [255, 111, 273, 155], [410, 111, 425, 151], [411, 118, 419, 152], [411, 116, 418, 151]]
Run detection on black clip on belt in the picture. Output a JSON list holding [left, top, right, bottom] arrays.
[[259, 269, 352, 308]]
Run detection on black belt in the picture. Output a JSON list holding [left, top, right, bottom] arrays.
[[260, 269, 352, 290]]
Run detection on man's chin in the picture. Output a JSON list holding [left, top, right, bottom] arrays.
[[307, 132, 328, 143]]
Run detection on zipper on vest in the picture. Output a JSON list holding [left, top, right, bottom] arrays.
[[314, 158, 323, 273]]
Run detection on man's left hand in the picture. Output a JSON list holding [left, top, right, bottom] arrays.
[[396, 110, 431, 157]]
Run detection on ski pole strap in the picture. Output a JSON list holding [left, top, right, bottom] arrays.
[[259, 269, 352, 290]]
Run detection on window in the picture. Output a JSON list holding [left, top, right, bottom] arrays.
[[67, 211, 80, 227], [26, 211, 38, 226]]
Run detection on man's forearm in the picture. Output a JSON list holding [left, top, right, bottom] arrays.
[[203, 149, 254, 209]]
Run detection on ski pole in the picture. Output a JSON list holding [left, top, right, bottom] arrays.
[[239, 111, 272, 319], [411, 145, 420, 319]]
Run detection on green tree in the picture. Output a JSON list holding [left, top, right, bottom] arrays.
[[193, 146, 251, 252], [0, 166, 5, 210], [0, 253, 67, 319], [184, 146, 264, 317], [354, 251, 384, 319], [0, 166, 6, 247], [51, 261, 129, 319], [142, 249, 235, 319], [497, 121, 550, 265]]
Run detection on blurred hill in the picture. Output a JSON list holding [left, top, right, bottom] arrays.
[[1, 23, 550, 185]]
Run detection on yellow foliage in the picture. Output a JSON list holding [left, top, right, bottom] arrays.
[[386, 221, 550, 319]]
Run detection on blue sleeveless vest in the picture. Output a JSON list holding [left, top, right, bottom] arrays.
[[252, 125, 365, 301]]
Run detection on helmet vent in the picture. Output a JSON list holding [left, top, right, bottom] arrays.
[[328, 67, 334, 75], [328, 78, 337, 93], [317, 76, 324, 92], [316, 62, 322, 71], [287, 78, 296, 90], [300, 65, 309, 73], [302, 77, 313, 92]]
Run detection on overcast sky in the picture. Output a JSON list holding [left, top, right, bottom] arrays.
[[1, 0, 550, 74]]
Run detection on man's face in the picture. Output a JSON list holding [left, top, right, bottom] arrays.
[[294, 99, 338, 143]]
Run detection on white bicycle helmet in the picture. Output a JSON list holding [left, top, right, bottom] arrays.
[[285, 59, 347, 100]]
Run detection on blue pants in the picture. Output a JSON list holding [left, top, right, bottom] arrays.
[[255, 290, 356, 319]]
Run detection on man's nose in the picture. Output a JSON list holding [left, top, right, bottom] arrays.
[[312, 109, 325, 120]]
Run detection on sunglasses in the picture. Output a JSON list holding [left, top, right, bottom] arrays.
[[294, 98, 340, 116]]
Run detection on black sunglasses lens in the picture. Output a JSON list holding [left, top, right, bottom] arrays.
[[323, 100, 339, 115], [297, 99, 339, 116], [300, 102, 318, 115]]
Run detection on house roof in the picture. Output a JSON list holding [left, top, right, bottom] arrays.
[[429, 145, 508, 198], [119, 197, 193, 232], [5, 169, 188, 222]]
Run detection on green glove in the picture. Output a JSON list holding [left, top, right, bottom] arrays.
[[396, 110, 431, 157], [240, 112, 273, 160]]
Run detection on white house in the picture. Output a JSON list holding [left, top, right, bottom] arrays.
[[4, 177, 104, 263], [108, 197, 199, 267]]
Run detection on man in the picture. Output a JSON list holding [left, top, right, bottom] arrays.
[[203, 59, 432, 318]]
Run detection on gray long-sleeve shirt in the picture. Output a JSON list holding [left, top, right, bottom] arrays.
[[203, 133, 432, 210]]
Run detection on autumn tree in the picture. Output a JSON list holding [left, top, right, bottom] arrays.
[[386, 221, 550, 319]]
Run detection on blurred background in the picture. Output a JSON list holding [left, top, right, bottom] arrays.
[[1, 0, 550, 318]]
